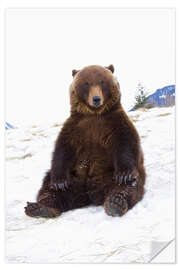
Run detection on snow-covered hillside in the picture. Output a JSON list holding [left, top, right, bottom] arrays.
[[6, 107, 175, 263]]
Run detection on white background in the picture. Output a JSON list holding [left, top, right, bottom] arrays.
[[6, 8, 175, 125]]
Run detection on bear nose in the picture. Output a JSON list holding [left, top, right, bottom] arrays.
[[93, 96, 101, 107]]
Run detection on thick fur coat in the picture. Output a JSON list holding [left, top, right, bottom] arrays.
[[25, 65, 146, 218]]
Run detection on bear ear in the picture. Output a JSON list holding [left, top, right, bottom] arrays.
[[106, 64, 114, 74], [72, 69, 79, 77]]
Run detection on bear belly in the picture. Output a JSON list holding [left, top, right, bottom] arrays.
[[75, 158, 90, 179], [73, 153, 114, 205], [74, 148, 113, 181]]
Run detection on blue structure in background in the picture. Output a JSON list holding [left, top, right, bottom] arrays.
[[5, 122, 14, 130], [146, 85, 175, 107], [129, 85, 175, 111]]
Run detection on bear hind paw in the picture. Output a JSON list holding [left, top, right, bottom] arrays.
[[104, 193, 128, 217], [24, 202, 61, 218]]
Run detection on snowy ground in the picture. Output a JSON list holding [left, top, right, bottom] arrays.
[[5, 107, 175, 263]]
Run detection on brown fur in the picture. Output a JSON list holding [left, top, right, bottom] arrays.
[[87, 86, 104, 106], [25, 65, 146, 218]]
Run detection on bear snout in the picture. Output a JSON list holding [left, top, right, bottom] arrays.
[[88, 85, 104, 107], [93, 96, 101, 107]]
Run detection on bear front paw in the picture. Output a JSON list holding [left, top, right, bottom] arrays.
[[50, 179, 69, 191], [114, 169, 139, 187]]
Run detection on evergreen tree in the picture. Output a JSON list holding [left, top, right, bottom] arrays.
[[134, 82, 149, 110]]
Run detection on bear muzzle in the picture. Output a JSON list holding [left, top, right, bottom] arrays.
[[88, 86, 104, 108]]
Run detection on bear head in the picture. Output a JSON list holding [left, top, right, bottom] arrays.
[[69, 65, 121, 114]]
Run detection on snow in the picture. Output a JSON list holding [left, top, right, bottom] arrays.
[[159, 95, 166, 99], [6, 107, 175, 263]]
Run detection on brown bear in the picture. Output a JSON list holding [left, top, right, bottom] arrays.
[[25, 64, 146, 218]]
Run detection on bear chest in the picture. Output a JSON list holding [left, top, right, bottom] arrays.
[[77, 117, 113, 148], [73, 117, 114, 178]]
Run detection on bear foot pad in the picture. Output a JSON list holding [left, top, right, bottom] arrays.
[[24, 202, 61, 218], [104, 193, 128, 217]]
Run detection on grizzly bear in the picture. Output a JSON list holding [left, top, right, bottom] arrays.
[[25, 64, 146, 218]]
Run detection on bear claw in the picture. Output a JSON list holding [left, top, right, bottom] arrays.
[[50, 180, 68, 191], [114, 171, 139, 186]]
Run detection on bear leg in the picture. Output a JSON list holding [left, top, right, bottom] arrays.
[[24, 171, 91, 218], [104, 180, 144, 217]]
